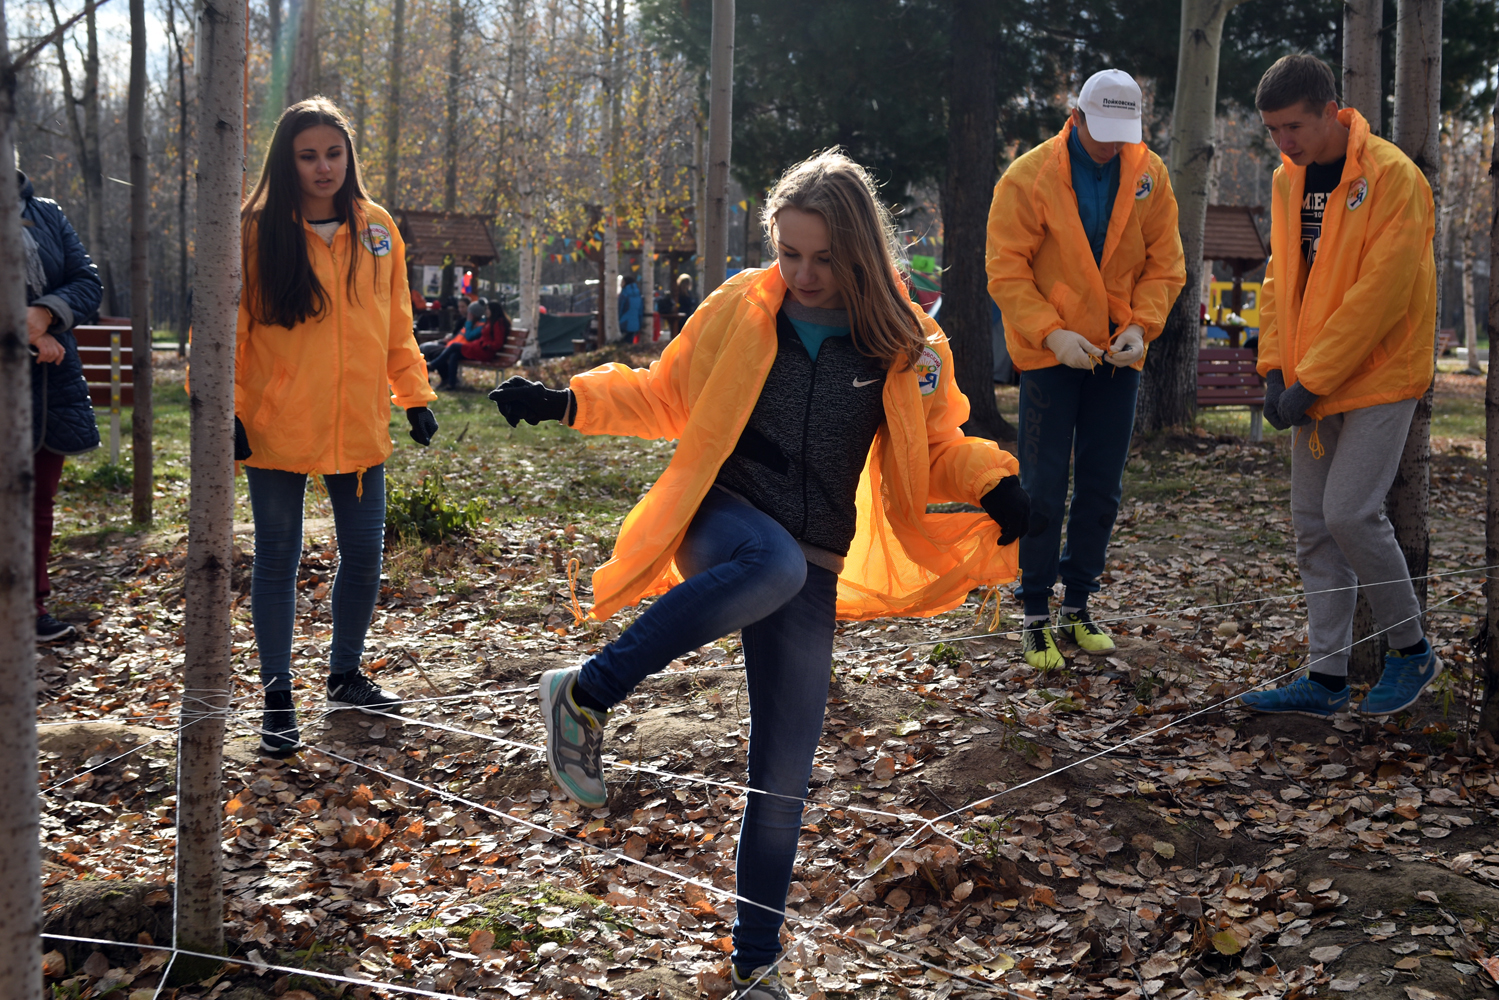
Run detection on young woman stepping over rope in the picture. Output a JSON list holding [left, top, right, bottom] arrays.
[[489, 151, 1029, 999]]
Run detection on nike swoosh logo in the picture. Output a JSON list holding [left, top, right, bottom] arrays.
[[852, 377, 881, 388]]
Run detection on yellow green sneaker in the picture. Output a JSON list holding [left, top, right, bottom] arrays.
[[1022, 620, 1064, 670], [1057, 610, 1115, 652]]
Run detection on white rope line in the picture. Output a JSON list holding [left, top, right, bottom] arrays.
[[758, 584, 1481, 987]]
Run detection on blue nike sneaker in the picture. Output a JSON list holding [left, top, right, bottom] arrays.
[[1358, 640, 1442, 717], [1238, 675, 1350, 718]]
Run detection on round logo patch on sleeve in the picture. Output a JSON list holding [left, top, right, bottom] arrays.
[[1135, 173, 1154, 200], [1346, 177, 1368, 210], [360, 223, 393, 256], [915, 346, 942, 396]]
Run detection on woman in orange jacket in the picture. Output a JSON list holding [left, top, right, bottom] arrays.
[[489, 151, 1027, 997], [235, 99, 438, 758]]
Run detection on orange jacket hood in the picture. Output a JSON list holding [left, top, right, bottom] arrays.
[[568, 265, 1020, 621], [1256, 108, 1436, 417], [234, 202, 434, 475], [986, 120, 1186, 373]]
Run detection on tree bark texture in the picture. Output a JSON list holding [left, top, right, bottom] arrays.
[[443, 0, 461, 212], [1482, 86, 1499, 736], [174, 0, 244, 978], [1388, 0, 1442, 611], [941, 0, 1011, 442], [130, 0, 153, 524], [384, 0, 405, 205], [1137, 0, 1245, 433], [1341, 0, 1382, 135], [0, 10, 43, 991], [703, 0, 733, 295], [286, 0, 320, 107], [601, 0, 622, 344], [640, 51, 657, 339], [169, 2, 191, 356]]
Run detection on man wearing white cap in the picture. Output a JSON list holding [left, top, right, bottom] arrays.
[[986, 69, 1185, 670]]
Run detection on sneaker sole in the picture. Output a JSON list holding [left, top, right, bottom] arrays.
[[259, 739, 304, 759], [1057, 626, 1116, 652], [539, 668, 606, 809], [37, 629, 76, 643], [1357, 659, 1443, 717]]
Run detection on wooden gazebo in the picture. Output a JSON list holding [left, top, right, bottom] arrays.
[[1203, 204, 1268, 343], [392, 210, 498, 297]]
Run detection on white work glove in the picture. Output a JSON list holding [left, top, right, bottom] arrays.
[[1105, 325, 1145, 367], [1043, 329, 1105, 370]]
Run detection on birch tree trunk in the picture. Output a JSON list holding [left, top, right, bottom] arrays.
[[694, 109, 706, 294], [703, 0, 733, 296], [1342, 0, 1382, 135], [942, 0, 1011, 442], [1136, 0, 1246, 433], [1387, 0, 1442, 612], [1462, 237, 1479, 375], [518, 189, 542, 362], [130, 0, 153, 523], [640, 51, 656, 340], [173, 0, 244, 978], [168, 2, 191, 356], [83, 0, 116, 316], [0, 9, 43, 990], [384, 0, 406, 206], [1483, 87, 1499, 737], [443, 0, 461, 212]]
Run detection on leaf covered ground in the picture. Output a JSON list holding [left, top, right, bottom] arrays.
[[34, 356, 1499, 1000]]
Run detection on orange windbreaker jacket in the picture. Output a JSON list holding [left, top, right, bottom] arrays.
[[1256, 109, 1436, 417], [235, 203, 435, 476], [568, 266, 1020, 622], [985, 120, 1185, 372]]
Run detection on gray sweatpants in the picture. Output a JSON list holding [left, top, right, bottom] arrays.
[[1290, 398, 1424, 676]]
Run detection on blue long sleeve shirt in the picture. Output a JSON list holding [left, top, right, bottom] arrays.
[[1068, 127, 1121, 265]]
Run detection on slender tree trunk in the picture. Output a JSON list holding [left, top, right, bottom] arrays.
[[1482, 87, 1499, 737], [384, 0, 406, 206], [1137, 0, 1246, 434], [703, 0, 733, 295], [173, 0, 243, 979], [0, 9, 43, 991], [1388, 0, 1442, 611], [286, 0, 319, 105], [942, 0, 1011, 442], [640, 51, 656, 340], [353, 0, 368, 155], [443, 0, 461, 212], [170, 3, 191, 356], [83, 0, 116, 317], [600, 0, 622, 343], [130, 0, 153, 524], [1342, 0, 1382, 135], [1462, 242, 1479, 375], [518, 190, 542, 361], [694, 108, 706, 293]]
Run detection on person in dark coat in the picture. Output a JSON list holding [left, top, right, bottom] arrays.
[[19, 158, 103, 642], [617, 274, 643, 342]]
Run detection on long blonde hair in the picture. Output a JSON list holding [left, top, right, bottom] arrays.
[[760, 150, 924, 370]]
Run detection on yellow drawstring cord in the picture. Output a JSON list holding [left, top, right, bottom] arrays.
[[356, 468, 365, 499], [566, 557, 589, 627], [974, 585, 1006, 633], [1294, 421, 1326, 460]]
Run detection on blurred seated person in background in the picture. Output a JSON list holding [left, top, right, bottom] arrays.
[[655, 284, 676, 337], [423, 298, 512, 389]]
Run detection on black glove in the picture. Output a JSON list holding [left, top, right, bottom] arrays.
[[234, 416, 253, 460], [407, 406, 439, 446], [1278, 381, 1319, 427], [1262, 369, 1290, 431], [980, 475, 1031, 547], [488, 376, 571, 428]]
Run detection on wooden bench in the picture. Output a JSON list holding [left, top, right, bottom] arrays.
[[456, 326, 531, 388], [1197, 347, 1264, 442], [72, 316, 135, 408], [1437, 328, 1455, 356]]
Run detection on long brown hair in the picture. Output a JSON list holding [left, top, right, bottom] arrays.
[[760, 150, 925, 370], [241, 97, 376, 328]]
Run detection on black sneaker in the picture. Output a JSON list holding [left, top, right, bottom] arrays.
[[37, 614, 76, 643], [259, 691, 303, 758], [327, 671, 402, 711]]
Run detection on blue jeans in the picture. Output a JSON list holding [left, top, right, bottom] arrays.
[[579, 488, 836, 969], [246, 464, 386, 694], [1015, 364, 1139, 617], [429, 344, 463, 387]]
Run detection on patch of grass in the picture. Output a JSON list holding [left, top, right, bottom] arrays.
[[385, 473, 487, 544], [927, 642, 964, 670]]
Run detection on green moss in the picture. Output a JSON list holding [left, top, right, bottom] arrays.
[[407, 885, 630, 950]]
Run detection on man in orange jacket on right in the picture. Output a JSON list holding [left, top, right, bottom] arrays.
[[1239, 54, 1440, 720]]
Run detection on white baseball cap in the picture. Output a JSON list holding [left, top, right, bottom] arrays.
[[1076, 69, 1143, 144]]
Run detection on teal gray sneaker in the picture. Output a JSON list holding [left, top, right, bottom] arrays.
[[539, 666, 608, 808], [731, 964, 795, 1000], [1238, 675, 1350, 718], [1358, 641, 1442, 717]]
